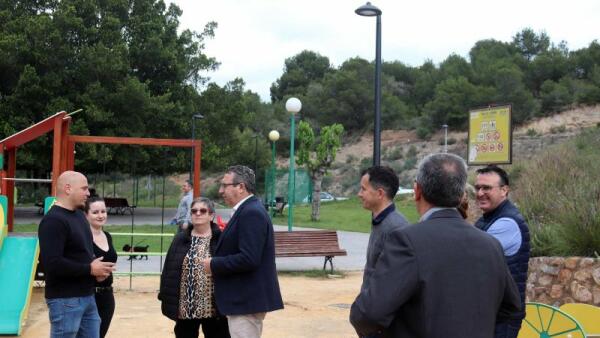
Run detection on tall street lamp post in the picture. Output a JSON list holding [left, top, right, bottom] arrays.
[[268, 130, 280, 210], [189, 113, 204, 181], [355, 2, 382, 166], [285, 97, 301, 232]]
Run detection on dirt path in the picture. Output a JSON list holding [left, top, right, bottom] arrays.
[[22, 272, 363, 338]]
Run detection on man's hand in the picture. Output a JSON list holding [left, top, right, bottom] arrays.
[[202, 258, 212, 275], [90, 257, 115, 278]]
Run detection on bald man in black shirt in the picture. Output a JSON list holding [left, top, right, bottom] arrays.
[[38, 171, 115, 338]]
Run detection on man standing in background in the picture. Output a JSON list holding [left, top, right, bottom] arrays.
[[357, 166, 409, 289], [171, 180, 193, 231], [475, 165, 530, 338]]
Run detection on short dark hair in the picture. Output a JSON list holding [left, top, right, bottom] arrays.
[[361, 166, 400, 200], [476, 165, 509, 186], [416, 153, 467, 207], [226, 165, 256, 194], [84, 196, 105, 213], [185, 180, 193, 188]]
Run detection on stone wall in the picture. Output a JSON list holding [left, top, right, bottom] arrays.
[[526, 257, 600, 306]]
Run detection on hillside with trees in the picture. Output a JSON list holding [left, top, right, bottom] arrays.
[[1, 0, 600, 189]]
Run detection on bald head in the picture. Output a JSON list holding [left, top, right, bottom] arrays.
[[56, 171, 89, 210]]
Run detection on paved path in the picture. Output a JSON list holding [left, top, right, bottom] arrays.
[[15, 207, 368, 272]]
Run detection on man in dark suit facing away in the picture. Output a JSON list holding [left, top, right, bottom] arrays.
[[350, 153, 521, 338], [202, 165, 283, 338]]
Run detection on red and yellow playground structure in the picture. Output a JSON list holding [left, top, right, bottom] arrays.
[[0, 111, 202, 335]]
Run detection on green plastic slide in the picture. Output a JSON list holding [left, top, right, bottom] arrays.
[[0, 237, 39, 335], [0, 194, 39, 335]]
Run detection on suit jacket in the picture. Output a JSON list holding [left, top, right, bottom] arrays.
[[210, 195, 284, 315], [350, 209, 520, 338]]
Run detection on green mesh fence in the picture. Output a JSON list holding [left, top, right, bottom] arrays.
[[264, 168, 312, 205]]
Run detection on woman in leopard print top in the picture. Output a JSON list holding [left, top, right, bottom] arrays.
[[159, 197, 230, 338]]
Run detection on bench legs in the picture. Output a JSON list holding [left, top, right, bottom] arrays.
[[323, 256, 334, 273]]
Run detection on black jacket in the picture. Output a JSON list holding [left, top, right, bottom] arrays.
[[158, 223, 221, 320]]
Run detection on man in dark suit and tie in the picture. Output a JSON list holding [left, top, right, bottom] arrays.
[[202, 165, 283, 338], [350, 153, 521, 338]]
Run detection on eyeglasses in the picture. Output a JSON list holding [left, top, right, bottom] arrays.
[[190, 208, 209, 215], [474, 184, 504, 192], [220, 182, 240, 188]]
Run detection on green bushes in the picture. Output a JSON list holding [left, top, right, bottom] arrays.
[[513, 128, 600, 256]]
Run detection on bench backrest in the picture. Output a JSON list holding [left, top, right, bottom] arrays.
[[274, 230, 346, 256], [104, 197, 130, 208]]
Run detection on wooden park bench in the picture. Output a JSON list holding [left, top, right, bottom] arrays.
[[275, 230, 347, 272], [104, 197, 136, 215]]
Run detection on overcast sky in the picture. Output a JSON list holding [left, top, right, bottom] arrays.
[[168, 0, 600, 101]]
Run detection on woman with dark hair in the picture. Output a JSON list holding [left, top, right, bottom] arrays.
[[85, 196, 117, 338], [159, 197, 230, 338]]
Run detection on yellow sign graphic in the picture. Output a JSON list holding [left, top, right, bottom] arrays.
[[468, 105, 512, 164]]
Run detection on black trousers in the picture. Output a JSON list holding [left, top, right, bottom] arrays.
[[95, 290, 115, 338], [174, 317, 230, 338]]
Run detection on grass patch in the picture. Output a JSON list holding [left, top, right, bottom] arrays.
[[14, 224, 177, 253], [273, 197, 419, 233], [278, 269, 345, 278]]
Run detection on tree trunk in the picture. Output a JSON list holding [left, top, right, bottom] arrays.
[[310, 169, 325, 221]]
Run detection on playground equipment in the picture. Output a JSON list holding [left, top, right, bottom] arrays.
[[0, 195, 39, 335], [518, 302, 586, 338], [0, 111, 203, 232]]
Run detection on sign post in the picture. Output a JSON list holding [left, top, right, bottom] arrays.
[[468, 105, 513, 165]]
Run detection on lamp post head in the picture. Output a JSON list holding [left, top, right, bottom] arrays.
[[193, 114, 204, 119], [285, 97, 302, 115], [355, 2, 381, 16], [268, 130, 280, 142]]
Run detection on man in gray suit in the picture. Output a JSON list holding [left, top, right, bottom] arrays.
[[350, 153, 520, 338], [357, 166, 409, 291]]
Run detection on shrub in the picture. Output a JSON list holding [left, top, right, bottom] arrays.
[[345, 154, 357, 164], [403, 157, 417, 171], [406, 145, 418, 158], [526, 128, 538, 137], [386, 146, 404, 161], [513, 128, 600, 256], [549, 125, 567, 134], [416, 126, 432, 140]]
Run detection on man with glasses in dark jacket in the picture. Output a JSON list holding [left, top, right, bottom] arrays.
[[475, 165, 530, 338]]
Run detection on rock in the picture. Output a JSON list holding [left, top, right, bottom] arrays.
[[593, 286, 600, 305], [580, 258, 595, 268], [562, 296, 575, 304], [573, 284, 593, 302], [574, 269, 591, 282], [558, 269, 573, 284], [565, 257, 579, 269], [550, 284, 563, 299], [527, 272, 538, 284], [541, 265, 560, 276], [534, 286, 548, 296], [539, 275, 553, 286], [549, 257, 564, 266], [592, 267, 600, 285]]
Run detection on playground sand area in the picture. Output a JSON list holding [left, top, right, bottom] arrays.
[[22, 272, 362, 338]]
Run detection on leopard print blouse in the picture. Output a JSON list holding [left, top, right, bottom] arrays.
[[178, 235, 216, 319]]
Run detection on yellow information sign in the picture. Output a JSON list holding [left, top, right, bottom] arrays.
[[468, 105, 512, 165]]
